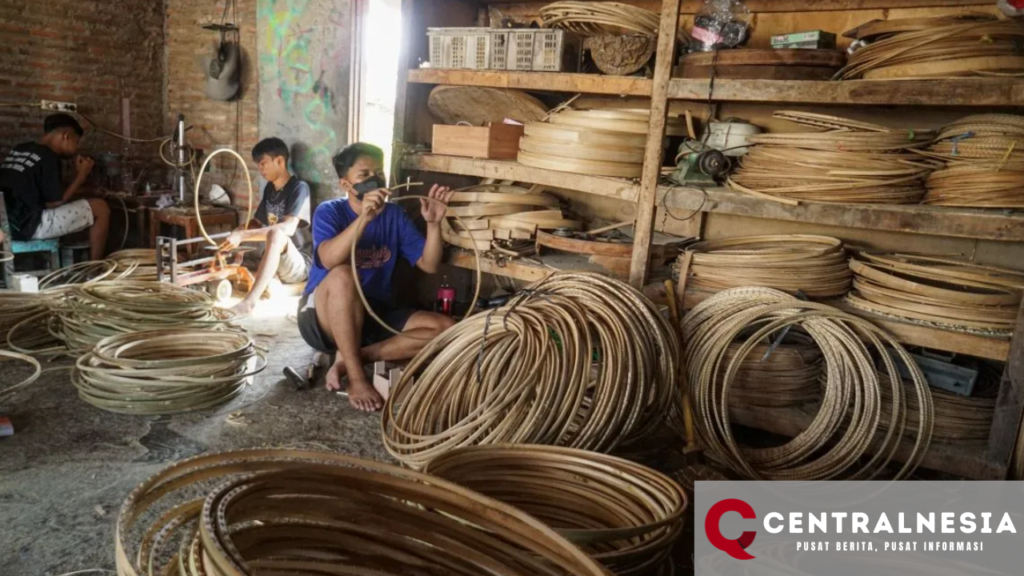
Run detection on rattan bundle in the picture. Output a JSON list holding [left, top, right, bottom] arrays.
[[920, 114, 1024, 208], [682, 235, 853, 298], [443, 184, 580, 250], [846, 253, 1024, 334], [683, 287, 933, 480], [725, 333, 823, 409], [108, 248, 161, 280], [115, 449, 607, 576], [51, 280, 235, 351], [876, 373, 995, 444], [838, 15, 1024, 80], [425, 444, 688, 576], [540, 1, 661, 38], [1, 291, 57, 351], [74, 328, 263, 414], [382, 272, 680, 470], [729, 111, 938, 204]]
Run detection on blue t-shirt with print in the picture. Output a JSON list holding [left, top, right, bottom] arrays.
[[305, 198, 425, 302]]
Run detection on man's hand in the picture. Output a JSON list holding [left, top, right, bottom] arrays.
[[361, 189, 390, 222], [421, 184, 453, 224], [74, 155, 94, 181], [219, 231, 244, 251]]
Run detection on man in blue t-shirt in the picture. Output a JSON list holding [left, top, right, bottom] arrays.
[[297, 142, 455, 412]]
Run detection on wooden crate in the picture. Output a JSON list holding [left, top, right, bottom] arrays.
[[431, 124, 524, 160]]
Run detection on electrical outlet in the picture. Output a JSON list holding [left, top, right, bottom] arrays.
[[40, 100, 78, 113]]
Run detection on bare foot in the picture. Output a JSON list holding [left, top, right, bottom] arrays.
[[347, 377, 384, 412], [325, 357, 348, 392], [230, 298, 256, 318]]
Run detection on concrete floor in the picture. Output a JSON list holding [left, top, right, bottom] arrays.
[[0, 298, 390, 576]]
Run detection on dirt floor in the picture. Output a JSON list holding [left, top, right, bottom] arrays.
[[0, 297, 390, 576]]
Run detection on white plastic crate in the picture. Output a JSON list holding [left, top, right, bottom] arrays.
[[428, 27, 491, 69], [493, 29, 581, 72], [489, 31, 510, 70]]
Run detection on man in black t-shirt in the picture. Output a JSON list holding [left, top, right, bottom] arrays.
[[221, 137, 312, 316], [0, 114, 109, 261]]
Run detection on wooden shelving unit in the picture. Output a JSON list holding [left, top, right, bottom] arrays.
[[405, 154, 1024, 243], [409, 69, 1024, 107], [395, 0, 1024, 480]]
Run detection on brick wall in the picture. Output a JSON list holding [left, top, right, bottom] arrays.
[[0, 0, 165, 188], [165, 0, 260, 211]]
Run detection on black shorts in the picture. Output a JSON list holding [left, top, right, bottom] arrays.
[[297, 289, 417, 352]]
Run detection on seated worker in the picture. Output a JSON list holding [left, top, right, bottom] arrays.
[[297, 142, 456, 412], [222, 137, 312, 316], [0, 114, 109, 260]]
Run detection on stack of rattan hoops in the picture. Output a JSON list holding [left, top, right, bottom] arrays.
[[442, 184, 581, 251], [728, 111, 937, 204], [725, 333, 823, 409], [540, 1, 664, 38], [683, 287, 933, 480], [425, 445, 688, 576], [114, 449, 608, 576], [682, 235, 853, 298], [876, 373, 996, 444], [919, 114, 1024, 208], [847, 253, 1024, 334], [382, 272, 680, 470], [838, 15, 1024, 80], [519, 108, 687, 178]]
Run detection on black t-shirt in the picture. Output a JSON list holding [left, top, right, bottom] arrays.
[[0, 142, 63, 240], [253, 176, 312, 254]]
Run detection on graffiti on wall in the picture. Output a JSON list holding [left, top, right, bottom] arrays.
[[258, 0, 350, 197]]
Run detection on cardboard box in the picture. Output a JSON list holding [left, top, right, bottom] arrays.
[[771, 30, 837, 50], [432, 124, 525, 160]]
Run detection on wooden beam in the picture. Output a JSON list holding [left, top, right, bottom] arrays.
[[730, 404, 1006, 480], [683, 288, 1011, 361], [662, 185, 1024, 243], [993, 300, 1024, 477], [668, 78, 1024, 107], [403, 154, 640, 202], [629, 0, 681, 288], [408, 69, 653, 96]]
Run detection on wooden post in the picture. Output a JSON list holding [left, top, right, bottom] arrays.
[[390, 0, 418, 185], [628, 0, 681, 288], [994, 299, 1024, 478]]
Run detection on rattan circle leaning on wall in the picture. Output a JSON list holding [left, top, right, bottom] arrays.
[[382, 271, 680, 470], [115, 449, 608, 576], [682, 287, 933, 481], [425, 444, 688, 576]]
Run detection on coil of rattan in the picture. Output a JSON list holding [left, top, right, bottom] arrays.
[[382, 271, 680, 470], [838, 15, 1024, 80], [681, 235, 853, 298], [846, 253, 1024, 334], [919, 114, 1024, 208], [725, 333, 823, 409], [728, 111, 938, 205], [682, 287, 933, 480], [73, 328, 263, 415], [875, 373, 995, 444], [49, 280, 235, 352], [1, 290, 59, 352], [425, 444, 687, 576], [540, 1, 690, 45], [115, 448, 608, 576]]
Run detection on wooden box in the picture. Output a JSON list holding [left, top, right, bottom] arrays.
[[432, 124, 525, 160]]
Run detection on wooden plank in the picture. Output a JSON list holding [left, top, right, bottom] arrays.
[[682, 288, 1011, 361], [668, 78, 1024, 106], [403, 154, 640, 202], [661, 185, 1024, 243], [408, 69, 653, 96], [629, 0, 681, 288], [729, 404, 1006, 480], [479, 0, 992, 11], [993, 300, 1024, 477]]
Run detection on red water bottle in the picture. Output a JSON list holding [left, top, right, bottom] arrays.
[[437, 286, 456, 316]]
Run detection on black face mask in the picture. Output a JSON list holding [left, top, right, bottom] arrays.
[[350, 176, 386, 199]]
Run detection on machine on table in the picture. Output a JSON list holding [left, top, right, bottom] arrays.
[[156, 232, 253, 302]]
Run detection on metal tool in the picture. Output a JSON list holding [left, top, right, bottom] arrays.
[[156, 233, 254, 302]]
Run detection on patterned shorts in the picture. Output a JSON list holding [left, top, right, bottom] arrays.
[[31, 199, 95, 240]]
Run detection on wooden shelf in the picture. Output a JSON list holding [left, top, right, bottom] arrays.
[[408, 69, 652, 97], [403, 154, 640, 202], [405, 155, 1024, 243], [730, 404, 1005, 480], [408, 69, 1024, 107], [668, 78, 1024, 107], [682, 287, 1011, 362]]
